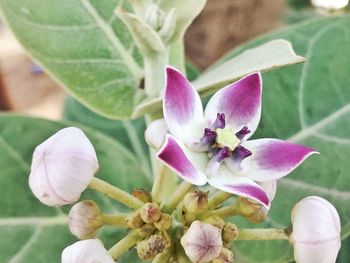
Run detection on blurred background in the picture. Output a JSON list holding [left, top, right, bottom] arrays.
[[0, 0, 347, 120]]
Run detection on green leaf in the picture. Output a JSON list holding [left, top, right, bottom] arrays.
[[0, 114, 150, 262], [159, 0, 206, 43], [223, 16, 350, 263], [132, 39, 305, 118], [0, 0, 144, 120]]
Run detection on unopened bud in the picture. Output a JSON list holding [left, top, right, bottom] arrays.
[[237, 197, 262, 217], [126, 211, 144, 229], [203, 215, 225, 230], [140, 203, 161, 223], [222, 223, 239, 242], [184, 189, 208, 214], [68, 200, 102, 239], [290, 196, 341, 263], [132, 188, 152, 203], [158, 8, 177, 42], [145, 119, 168, 149], [61, 239, 114, 263], [29, 127, 99, 206], [154, 213, 172, 230], [245, 207, 268, 224], [137, 235, 166, 260], [137, 224, 156, 238], [181, 221, 222, 263], [212, 248, 234, 263]]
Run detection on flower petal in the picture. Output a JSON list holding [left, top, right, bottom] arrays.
[[164, 66, 204, 142], [204, 72, 262, 138], [208, 166, 270, 208], [157, 135, 207, 185], [242, 139, 318, 182]]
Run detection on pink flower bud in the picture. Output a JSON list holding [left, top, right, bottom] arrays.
[[181, 221, 223, 263], [145, 119, 168, 149], [29, 127, 99, 206], [61, 239, 114, 263], [290, 196, 341, 263]]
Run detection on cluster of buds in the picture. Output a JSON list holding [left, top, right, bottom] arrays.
[[27, 67, 342, 263]]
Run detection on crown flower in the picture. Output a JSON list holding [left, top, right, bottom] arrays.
[[156, 67, 317, 208]]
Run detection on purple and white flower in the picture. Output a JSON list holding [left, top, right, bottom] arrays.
[[156, 67, 317, 208]]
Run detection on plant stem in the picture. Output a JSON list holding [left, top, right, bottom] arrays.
[[101, 213, 129, 227], [144, 51, 168, 98], [152, 249, 171, 263], [89, 178, 144, 210], [168, 40, 186, 73], [108, 230, 142, 259], [151, 164, 168, 202], [202, 203, 238, 218], [162, 181, 192, 213], [236, 228, 290, 241], [207, 191, 233, 209]]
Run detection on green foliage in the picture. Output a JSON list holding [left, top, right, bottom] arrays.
[[0, 114, 149, 262], [0, 0, 144, 119], [221, 15, 350, 262]]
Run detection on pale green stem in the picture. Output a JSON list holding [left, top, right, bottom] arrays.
[[162, 181, 192, 213], [89, 178, 144, 210], [108, 230, 142, 259], [207, 191, 233, 210], [144, 51, 168, 98], [168, 39, 186, 73], [101, 213, 129, 227], [236, 228, 290, 241], [202, 203, 238, 218], [152, 249, 171, 263], [151, 164, 168, 202]]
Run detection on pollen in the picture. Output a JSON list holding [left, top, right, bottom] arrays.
[[215, 128, 240, 151]]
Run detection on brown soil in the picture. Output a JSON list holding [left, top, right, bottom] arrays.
[[185, 0, 285, 69]]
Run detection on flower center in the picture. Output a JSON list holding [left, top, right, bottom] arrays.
[[215, 128, 240, 151]]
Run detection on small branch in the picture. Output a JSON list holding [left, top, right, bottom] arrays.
[[202, 203, 238, 219], [89, 178, 144, 210], [162, 181, 192, 213], [207, 191, 233, 210], [108, 230, 142, 259], [236, 228, 290, 241], [151, 165, 168, 202], [101, 213, 129, 227]]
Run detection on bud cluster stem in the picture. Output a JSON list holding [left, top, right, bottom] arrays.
[[162, 181, 192, 213], [237, 228, 290, 241], [89, 178, 144, 210], [207, 191, 233, 210], [101, 213, 129, 227], [108, 230, 142, 259]]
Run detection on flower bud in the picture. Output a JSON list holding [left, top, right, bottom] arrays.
[[184, 189, 208, 214], [68, 200, 102, 239], [290, 196, 341, 263], [222, 223, 239, 242], [140, 203, 161, 223], [132, 188, 152, 203], [61, 239, 114, 263], [126, 210, 144, 229], [145, 119, 168, 149], [181, 221, 223, 263], [212, 248, 234, 263], [154, 213, 172, 230], [136, 234, 166, 260], [29, 127, 99, 206], [137, 224, 156, 238], [203, 215, 225, 230], [237, 197, 264, 217]]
